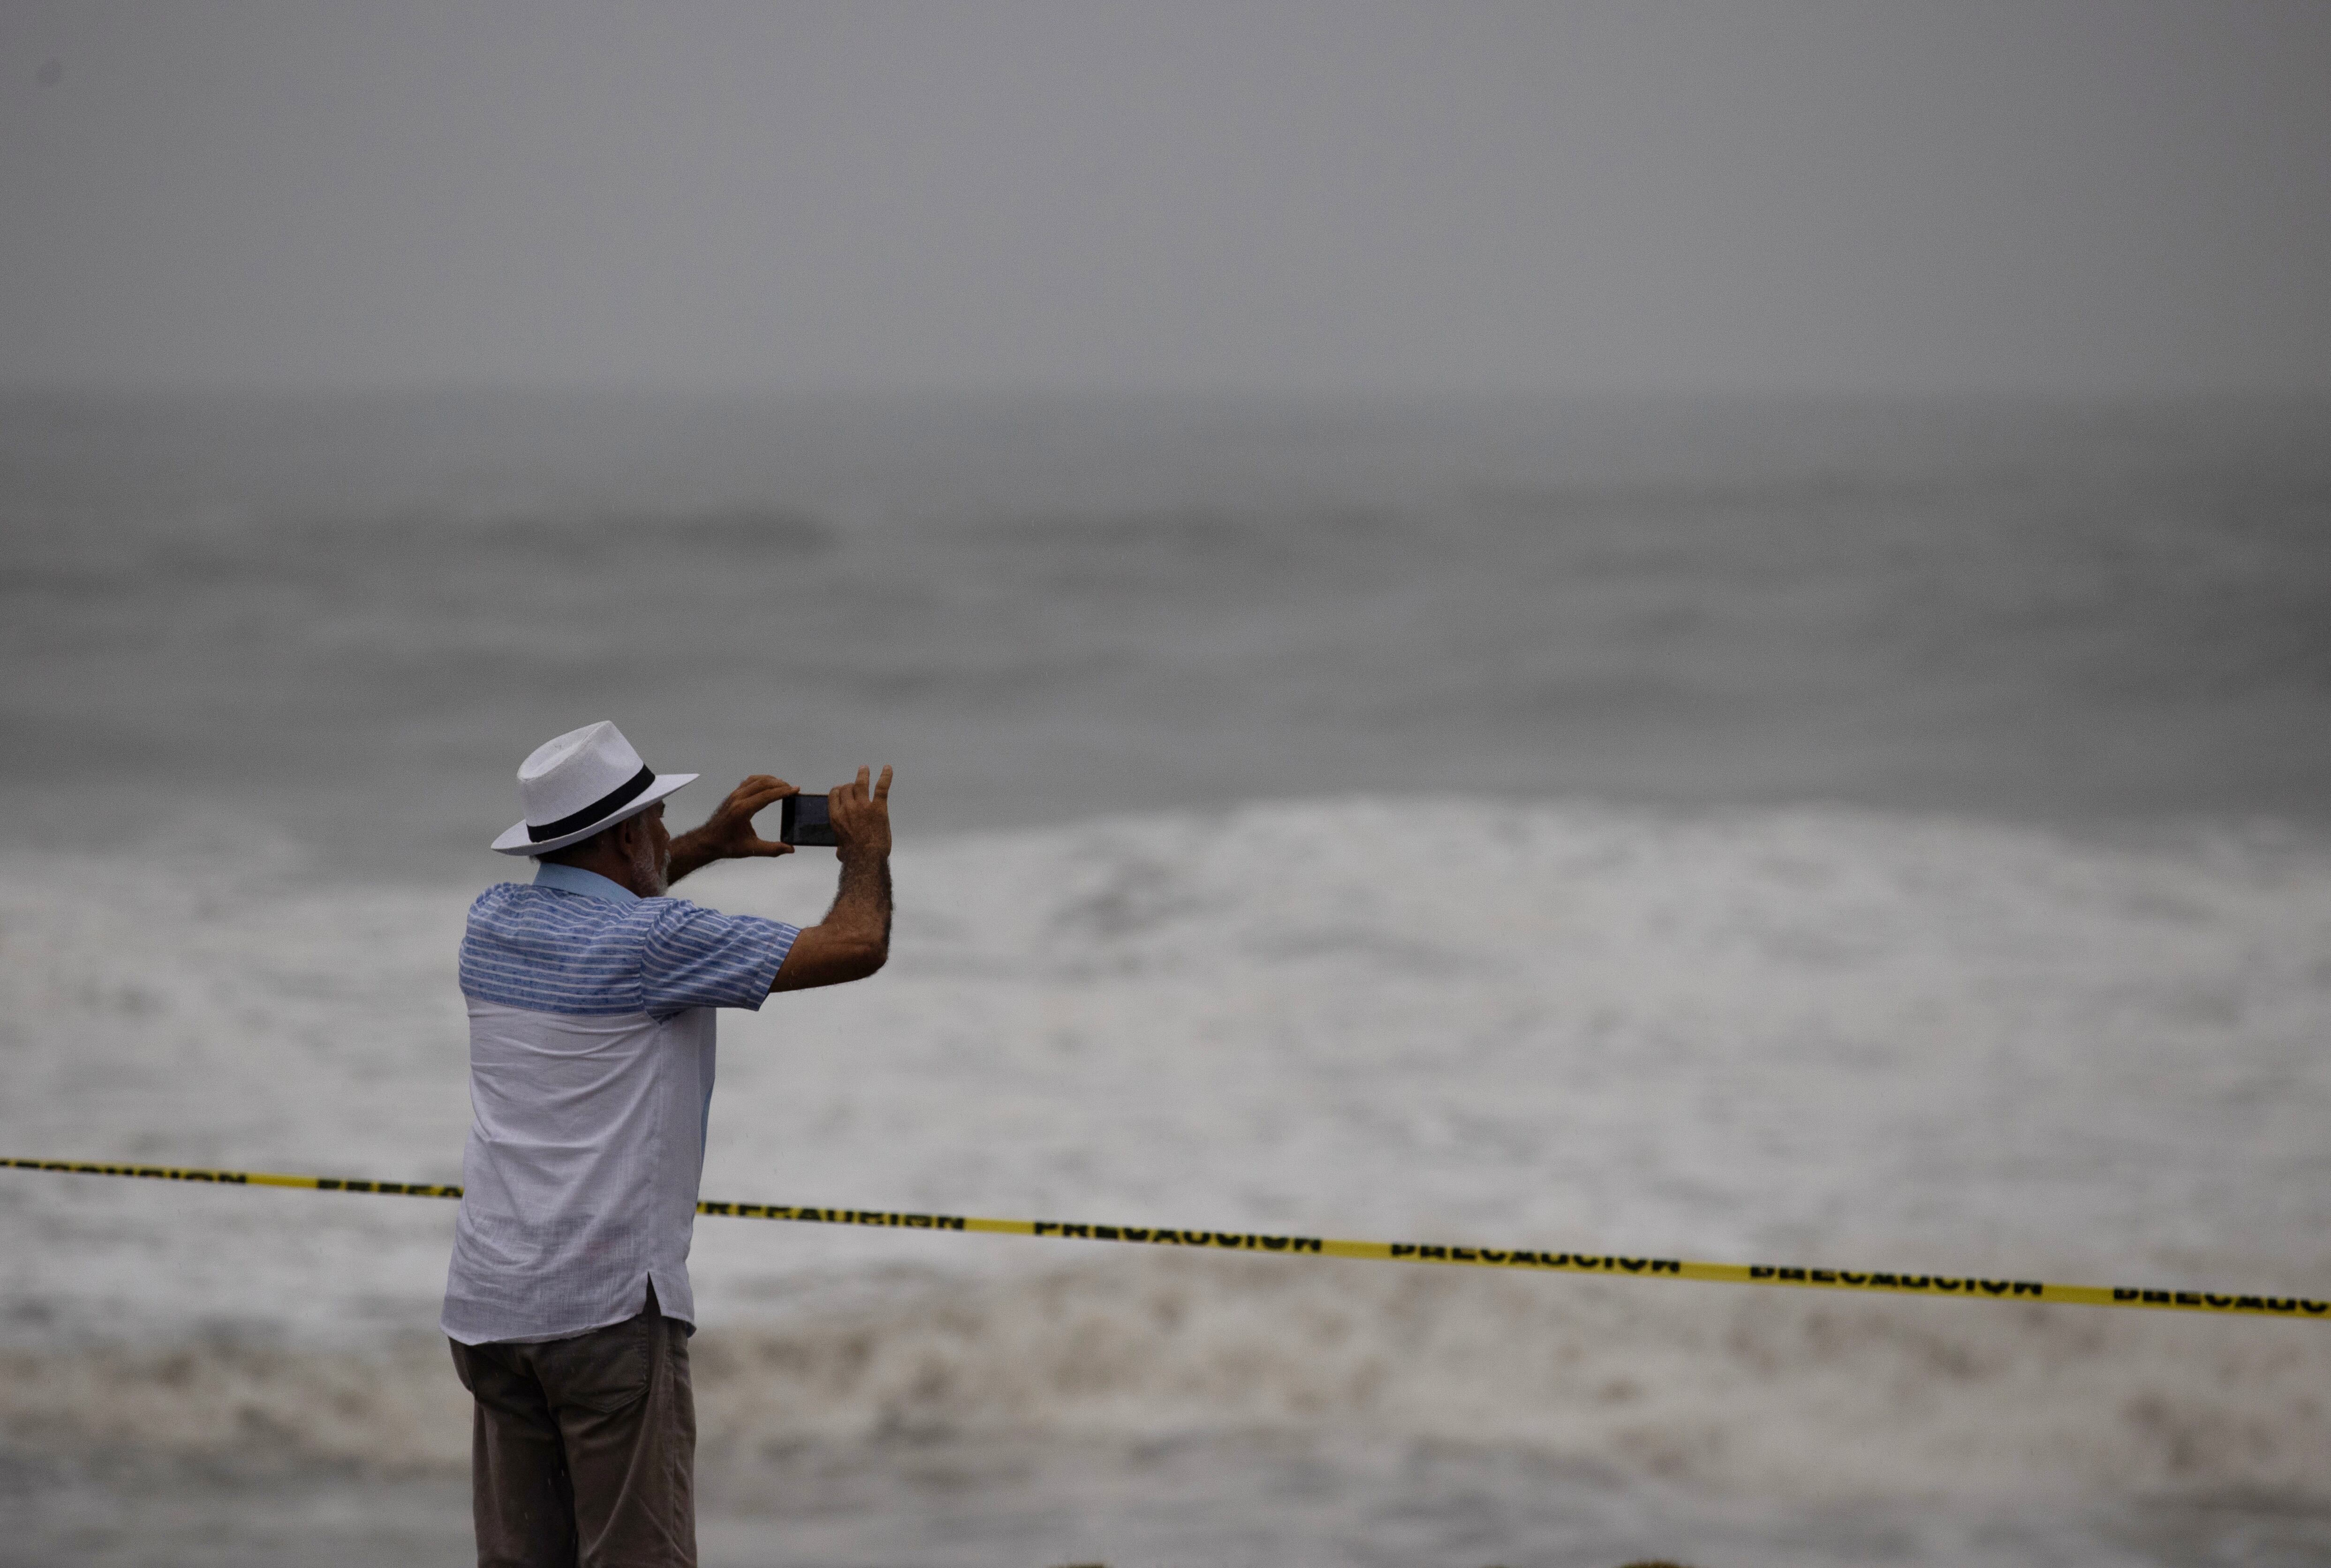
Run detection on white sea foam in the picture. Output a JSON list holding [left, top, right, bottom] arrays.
[[3, 798, 2329, 1504], [10, 1256, 2330, 1506]]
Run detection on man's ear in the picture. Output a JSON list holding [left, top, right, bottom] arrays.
[[615, 814, 647, 858]]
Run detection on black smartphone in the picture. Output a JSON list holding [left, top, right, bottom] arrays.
[[779, 792, 836, 846]]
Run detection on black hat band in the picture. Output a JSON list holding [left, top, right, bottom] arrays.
[[528, 765, 657, 843]]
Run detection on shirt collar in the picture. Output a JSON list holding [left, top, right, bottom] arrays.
[[531, 861, 641, 903]]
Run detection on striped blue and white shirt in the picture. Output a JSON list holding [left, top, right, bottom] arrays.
[[441, 862, 799, 1345]]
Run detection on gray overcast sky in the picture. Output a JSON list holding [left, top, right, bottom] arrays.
[[3, 1, 2327, 395]]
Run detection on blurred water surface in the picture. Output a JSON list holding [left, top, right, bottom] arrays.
[[4, 392, 2330, 1565], [5, 392, 2327, 872]]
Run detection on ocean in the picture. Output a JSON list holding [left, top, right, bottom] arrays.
[[3, 391, 2330, 1565]]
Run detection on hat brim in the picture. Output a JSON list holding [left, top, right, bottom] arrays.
[[491, 773, 698, 856]]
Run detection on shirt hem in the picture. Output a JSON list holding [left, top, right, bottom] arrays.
[[442, 1279, 693, 1346]]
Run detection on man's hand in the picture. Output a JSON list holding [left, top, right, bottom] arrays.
[[665, 775, 799, 886], [827, 765, 893, 857], [772, 764, 894, 992]]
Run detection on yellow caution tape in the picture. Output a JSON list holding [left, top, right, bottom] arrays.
[[8, 1156, 2325, 1321]]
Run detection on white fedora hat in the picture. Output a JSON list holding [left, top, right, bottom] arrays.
[[492, 721, 697, 856]]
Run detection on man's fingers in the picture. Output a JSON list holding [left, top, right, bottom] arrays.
[[873, 765, 893, 803], [719, 778, 797, 827], [745, 838, 795, 857]]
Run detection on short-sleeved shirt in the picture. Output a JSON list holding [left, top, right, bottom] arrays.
[[440, 862, 799, 1345]]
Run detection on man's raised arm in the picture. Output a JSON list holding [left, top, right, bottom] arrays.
[[665, 775, 798, 887], [771, 765, 893, 992]]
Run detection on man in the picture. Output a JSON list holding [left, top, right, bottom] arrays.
[[443, 720, 892, 1568]]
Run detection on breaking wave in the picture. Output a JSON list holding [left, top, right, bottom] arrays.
[[4, 796, 2330, 1504], [8, 1252, 2330, 1504]]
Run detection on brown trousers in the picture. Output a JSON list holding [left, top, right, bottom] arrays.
[[447, 1285, 696, 1568]]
